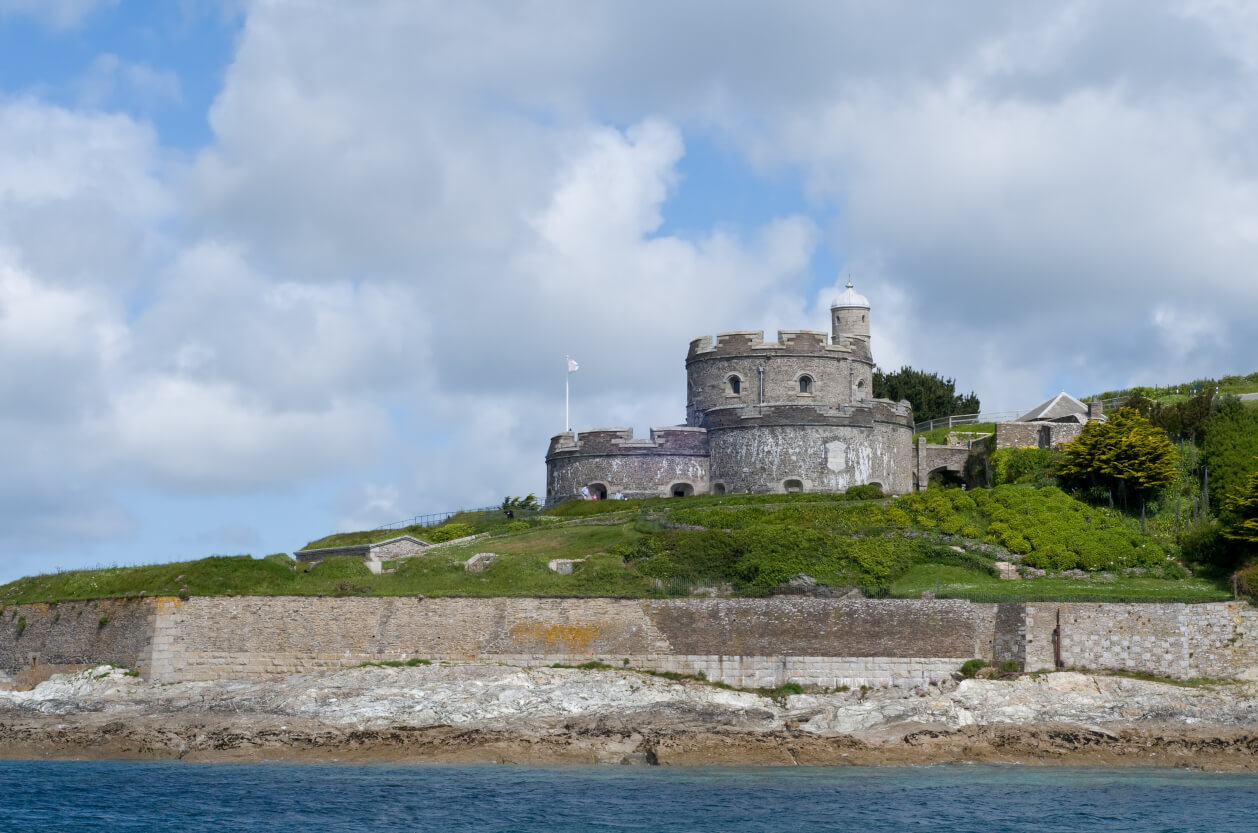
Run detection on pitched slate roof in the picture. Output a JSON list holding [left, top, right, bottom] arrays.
[[1016, 391, 1089, 423]]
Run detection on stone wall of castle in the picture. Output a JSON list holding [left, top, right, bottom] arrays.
[[685, 330, 873, 421], [545, 428, 710, 500], [706, 410, 913, 494], [6, 597, 1258, 691]]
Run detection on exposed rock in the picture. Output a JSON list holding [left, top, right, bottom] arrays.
[[3, 665, 1258, 767], [464, 553, 499, 573]]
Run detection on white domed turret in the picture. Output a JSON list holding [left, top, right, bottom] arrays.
[[831, 280, 870, 343], [831, 280, 869, 310]]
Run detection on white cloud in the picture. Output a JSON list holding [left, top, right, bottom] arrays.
[[5, 0, 1258, 575]]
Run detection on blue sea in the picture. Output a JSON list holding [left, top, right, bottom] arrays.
[[1, 761, 1256, 832]]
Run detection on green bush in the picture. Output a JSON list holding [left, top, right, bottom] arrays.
[[844, 484, 885, 500], [427, 523, 475, 543], [991, 446, 1058, 486], [959, 659, 989, 678], [505, 521, 530, 533]]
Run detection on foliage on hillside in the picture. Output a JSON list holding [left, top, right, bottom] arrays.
[[1058, 408, 1177, 505], [873, 365, 980, 422], [1089, 371, 1258, 404], [0, 486, 1225, 606], [1223, 466, 1258, 548], [1202, 398, 1258, 515]]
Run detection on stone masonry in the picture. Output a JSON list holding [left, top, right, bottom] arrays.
[[7, 596, 1258, 691]]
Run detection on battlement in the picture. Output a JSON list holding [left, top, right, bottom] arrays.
[[547, 426, 709, 459], [701, 398, 914, 431], [688, 329, 852, 361]]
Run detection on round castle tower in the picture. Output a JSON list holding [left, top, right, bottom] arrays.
[[545, 281, 915, 502]]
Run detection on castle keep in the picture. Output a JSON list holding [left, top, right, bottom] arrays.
[[546, 283, 917, 501]]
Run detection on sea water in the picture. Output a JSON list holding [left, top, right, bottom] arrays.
[[1, 761, 1256, 832]]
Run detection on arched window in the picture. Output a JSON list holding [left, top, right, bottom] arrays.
[[798, 375, 813, 394], [728, 375, 742, 395]]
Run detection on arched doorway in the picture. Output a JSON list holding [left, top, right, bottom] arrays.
[[927, 467, 964, 488], [784, 478, 804, 493], [587, 482, 608, 500], [712, 483, 726, 495], [669, 482, 694, 498]]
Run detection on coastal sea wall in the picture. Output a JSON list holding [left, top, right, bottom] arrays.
[[3, 597, 1258, 689], [0, 599, 156, 689]]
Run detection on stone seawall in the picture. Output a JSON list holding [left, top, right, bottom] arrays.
[[149, 597, 990, 689], [1025, 602, 1258, 678], [5, 597, 1258, 690], [0, 599, 156, 688]]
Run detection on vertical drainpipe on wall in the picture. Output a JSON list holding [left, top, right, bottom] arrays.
[[848, 362, 854, 403], [757, 364, 765, 415]]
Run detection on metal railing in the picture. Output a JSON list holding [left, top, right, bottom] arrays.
[[913, 411, 1022, 433], [912, 397, 1129, 434], [371, 506, 500, 532]]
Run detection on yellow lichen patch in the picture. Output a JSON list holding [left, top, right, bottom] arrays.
[[509, 622, 602, 651]]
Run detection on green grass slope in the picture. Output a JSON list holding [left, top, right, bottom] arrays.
[[0, 485, 1232, 606]]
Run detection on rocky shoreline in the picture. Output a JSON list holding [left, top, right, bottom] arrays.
[[3, 665, 1258, 768]]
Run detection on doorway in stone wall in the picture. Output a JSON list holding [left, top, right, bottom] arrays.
[[784, 478, 804, 493], [587, 483, 608, 500], [670, 482, 694, 497]]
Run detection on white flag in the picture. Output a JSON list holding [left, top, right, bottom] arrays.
[[567, 358, 580, 372]]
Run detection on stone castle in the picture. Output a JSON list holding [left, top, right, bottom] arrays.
[[546, 282, 931, 502]]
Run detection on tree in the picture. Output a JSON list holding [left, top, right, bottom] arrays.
[[1149, 388, 1215, 440], [872, 366, 980, 422], [1201, 397, 1258, 514], [1058, 407, 1177, 511], [1223, 464, 1258, 547]]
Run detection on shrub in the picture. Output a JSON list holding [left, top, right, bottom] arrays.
[[505, 521, 530, 533], [991, 447, 1057, 486], [427, 523, 475, 543], [845, 484, 885, 500], [959, 659, 989, 678]]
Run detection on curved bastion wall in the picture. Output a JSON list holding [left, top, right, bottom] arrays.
[[704, 401, 914, 495], [545, 427, 710, 501]]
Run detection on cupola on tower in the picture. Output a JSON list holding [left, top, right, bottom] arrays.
[[832, 280, 870, 344]]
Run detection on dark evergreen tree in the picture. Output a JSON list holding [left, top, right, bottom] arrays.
[[872, 366, 980, 422], [1201, 397, 1258, 514]]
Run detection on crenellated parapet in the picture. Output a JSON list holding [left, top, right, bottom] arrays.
[[546, 427, 709, 460], [687, 329, 860, 361], [545, 427, 710, 502]]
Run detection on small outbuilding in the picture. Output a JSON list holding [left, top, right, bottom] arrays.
[[994, 392, 1106, 450], [294, 534, 430, 574]]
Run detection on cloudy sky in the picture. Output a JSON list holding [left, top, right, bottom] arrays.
[[1, 0, 1255, 582]]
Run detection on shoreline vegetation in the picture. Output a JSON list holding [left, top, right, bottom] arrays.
[[3, 663, 1258, 768]]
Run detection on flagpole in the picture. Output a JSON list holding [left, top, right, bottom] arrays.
[[565, 355, 570, 432]]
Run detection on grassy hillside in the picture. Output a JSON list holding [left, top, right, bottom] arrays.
[[0, 486, 1231, 606], [1089, 371, 1258, 404]]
